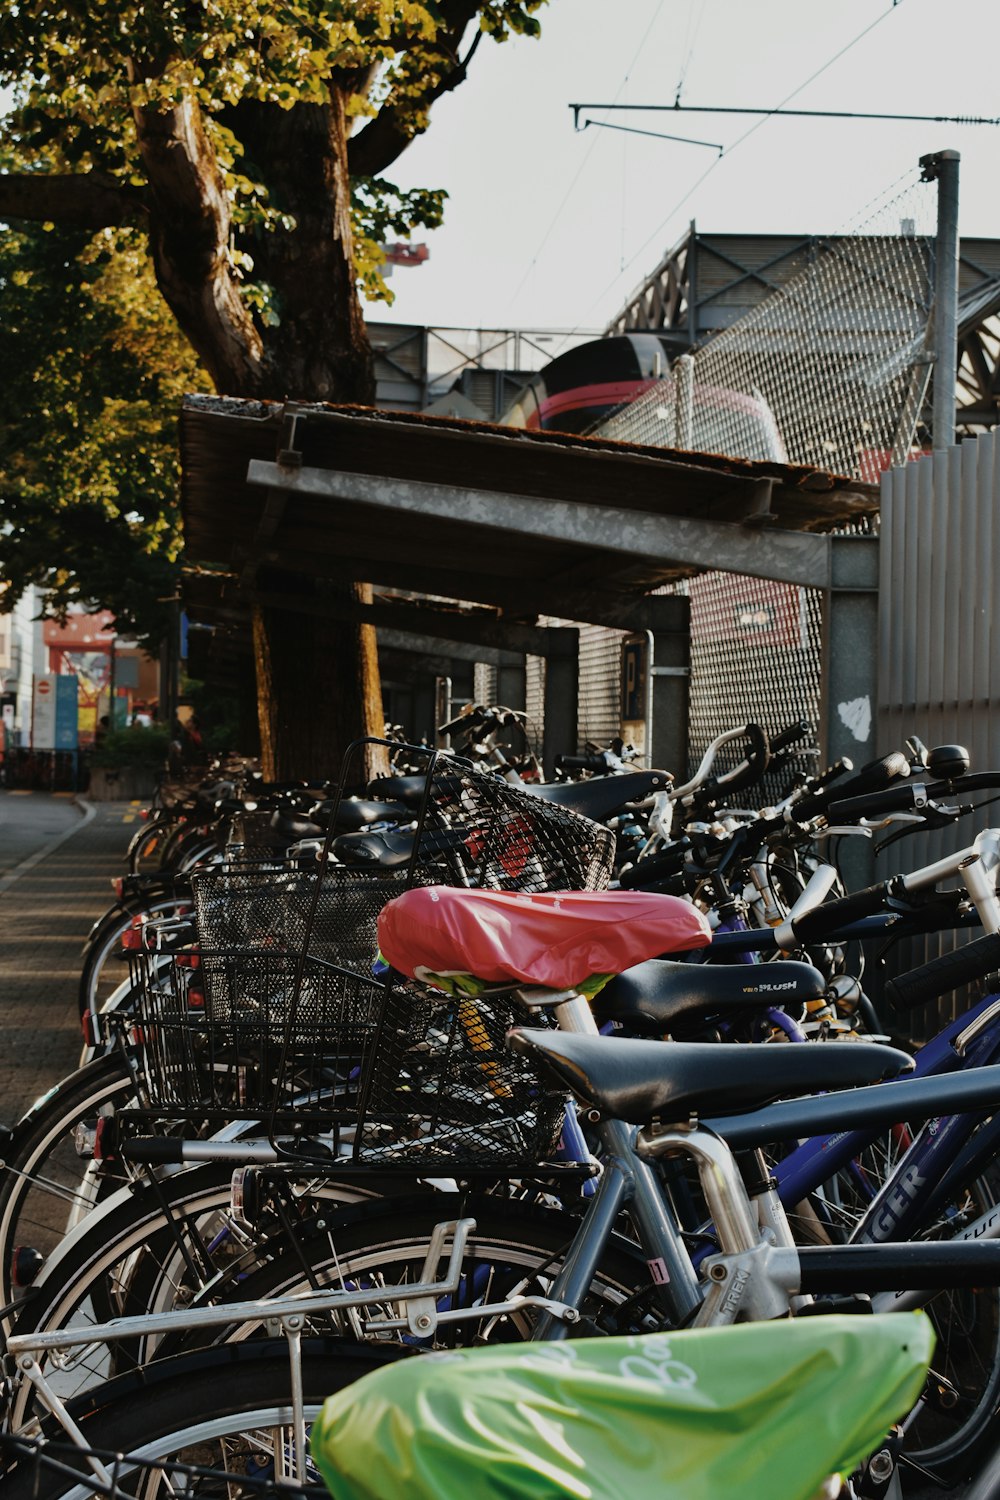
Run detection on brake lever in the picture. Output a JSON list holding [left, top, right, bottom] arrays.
[[873, 805, 966, 857]]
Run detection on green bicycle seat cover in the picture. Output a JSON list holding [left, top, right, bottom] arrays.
[[311, 1313, 933, 1500]]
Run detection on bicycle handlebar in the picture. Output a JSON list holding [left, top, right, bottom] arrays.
[[789, 752, 911, 824], [826, 769, 1000, 825], [884, 932, 1000, 1012], [780, 879, 894, 946], [675, 723, 771, 805], [768, 720, 813, 755], [557, 753, 612, 775]]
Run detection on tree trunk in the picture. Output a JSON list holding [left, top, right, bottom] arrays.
[[253, 578, 387, 785], [187, 86, 384, 777]]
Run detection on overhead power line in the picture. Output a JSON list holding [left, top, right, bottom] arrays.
[[571, 103, 1000, 128]]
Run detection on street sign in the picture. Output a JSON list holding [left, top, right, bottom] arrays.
[[55, 675, 79, 749], [33, 674, 79, 749]]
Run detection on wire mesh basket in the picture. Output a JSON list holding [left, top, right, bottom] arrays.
[[129, 945, 393, 1125], [191, 862, 404, 971], [354, 981, 568, 1170], [129, 865, 423, 1124], [129, 743, 613, 1163], [405, 753, 616, 893]]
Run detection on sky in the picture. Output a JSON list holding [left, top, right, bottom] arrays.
[[374, 0, 1000, 340]]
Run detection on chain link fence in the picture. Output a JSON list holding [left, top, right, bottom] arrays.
[[590, 173, 938, 775]]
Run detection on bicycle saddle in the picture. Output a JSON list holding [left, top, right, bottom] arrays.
[[377, 886, 712, 990], [333, 798, 412, 831], [526, 770, 670, 821], [508, 1029, 914, 1124], [593, 958, 826, 1035]]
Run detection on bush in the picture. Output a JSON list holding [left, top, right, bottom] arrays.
[[89, 724, 171, 769]]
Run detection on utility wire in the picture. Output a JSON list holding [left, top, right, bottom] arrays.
[[574, 0, 907, 334], [574, 103, 1000, 127], [504, 0, 667, 318], [581, 119, 723, 152]]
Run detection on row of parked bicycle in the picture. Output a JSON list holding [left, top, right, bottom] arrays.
[[7, 715, 1000, 1497]]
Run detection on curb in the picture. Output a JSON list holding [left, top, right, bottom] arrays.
[[0, 796, 98, 897]]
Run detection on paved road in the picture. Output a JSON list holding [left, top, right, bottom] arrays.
[[0, 790, 83, 879], [0, 794, 137, 1121]]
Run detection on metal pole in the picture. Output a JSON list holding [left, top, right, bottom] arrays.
[[674, 353, 695, 449], [923, 149, 960, 451]]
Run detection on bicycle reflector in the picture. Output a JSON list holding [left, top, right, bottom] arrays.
[[111, 876, 125, 899], [121, 916, 147, 951]]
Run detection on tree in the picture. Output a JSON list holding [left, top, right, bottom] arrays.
[[0, 219, 209, 652], [0, 0, 545, 778]]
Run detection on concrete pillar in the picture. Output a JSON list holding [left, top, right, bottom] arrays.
[[822, 532, 879, 888], [648, 595, 691, 779]]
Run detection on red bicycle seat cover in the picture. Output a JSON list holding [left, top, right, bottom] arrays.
[[377, 886, 712, 989]]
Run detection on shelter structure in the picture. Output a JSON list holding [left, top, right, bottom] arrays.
[[181, 396, 878, 777]]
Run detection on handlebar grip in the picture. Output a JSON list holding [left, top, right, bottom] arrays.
[[825, 782, 920, 824], [697, 723, 771, 802], [792, 752, 911, 823], [769, 720, 812, 754], [618, 841, 691, 890], [556, 753, 608, 774], [884, 933, 1000, 1012], [789, 880, 891, 944]]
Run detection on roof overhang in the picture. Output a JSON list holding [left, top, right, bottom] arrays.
[[180, 395, 879, 655]]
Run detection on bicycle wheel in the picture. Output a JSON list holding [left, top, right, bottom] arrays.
[[5, 1168, 415, 1427], [125, 817, 173, 875], [786, 1134, 1000, 1484], [0, 1054, 138, 1314], [78, 893, 193, 1021], [2, 1340, 395, 1499]]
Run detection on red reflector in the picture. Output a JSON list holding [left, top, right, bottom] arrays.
[[111, 877, 124, 899], [140, 808, 151, 821], [187, 986, 206, 1010], [81, 1011, 95, 1047], [94, 1116, 116, 1163], [175, 950, 202, 969]]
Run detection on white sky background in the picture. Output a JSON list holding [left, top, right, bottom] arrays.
[[374, 0, 1000, 338]]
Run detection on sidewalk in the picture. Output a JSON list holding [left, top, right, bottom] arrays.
[[0, 795, 137, 1123]]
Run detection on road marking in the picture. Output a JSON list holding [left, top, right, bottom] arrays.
[[122, 815, 135, 823], [0, 798, 97, 896]]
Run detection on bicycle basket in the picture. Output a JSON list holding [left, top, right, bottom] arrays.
[[353, 981, 567, 1171], [130, 945, 392, 1124], [131, 867, 426, 1123], [191, 862, 415, 971], [405, 752, 616, 894]]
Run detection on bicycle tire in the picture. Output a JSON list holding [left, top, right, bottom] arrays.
[[2, 1339, 397, 1499], [78, 893, 193, 1022], [5, 1169, 425, 1425], [125, 818, 173, 875], [0, 1054, 138, 1315]]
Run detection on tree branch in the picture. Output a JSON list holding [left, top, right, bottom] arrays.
[[131, 93, 264, 394], [0, 171, 145, 229], [347, 0, 482, 178]]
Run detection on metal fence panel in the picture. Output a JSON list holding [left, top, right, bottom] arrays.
[[878, 431, 1000, 1035]]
